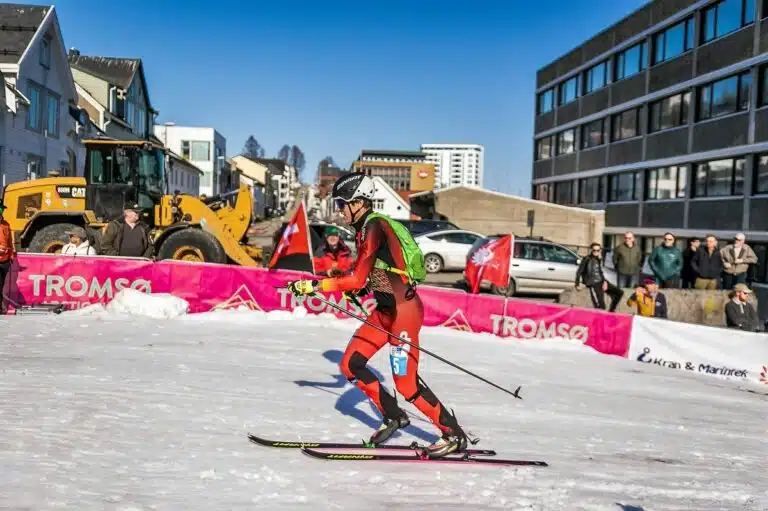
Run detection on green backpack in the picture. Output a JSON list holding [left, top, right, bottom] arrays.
[[365, 212, 427, 284]]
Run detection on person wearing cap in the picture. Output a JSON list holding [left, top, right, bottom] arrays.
[[724, 283, 759, 331], [100, 203, 153, 258], [0, 200, 15, 313], [720, 233, 757, 290], [626, 277, 668, 319], [313, 225, 353, 277], [60, 226, 97, 256]]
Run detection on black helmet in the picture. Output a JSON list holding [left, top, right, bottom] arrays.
[[331, 172, 376, 203]]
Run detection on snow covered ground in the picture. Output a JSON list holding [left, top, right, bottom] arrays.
[[0, 303, 766, 510]]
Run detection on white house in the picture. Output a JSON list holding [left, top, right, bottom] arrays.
[[0, 4, 83, 186], [370, 176, 410, 219], [230, 156, 266, 220], [420, 143, 484, 189], [153, 124, 227, 197], [167, 151, 203, 196]]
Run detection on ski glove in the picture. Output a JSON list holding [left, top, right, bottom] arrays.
[[286, 279, 319, 296]]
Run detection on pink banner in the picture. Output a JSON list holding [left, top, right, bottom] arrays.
[[4, 254, 632, 357]]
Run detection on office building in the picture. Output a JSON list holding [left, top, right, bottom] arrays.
[[351, 150, 436, 193], [531, 0, 768, 285], [420, 144, 484, 189]]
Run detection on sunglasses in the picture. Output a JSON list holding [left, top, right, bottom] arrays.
[[334, 199, 347, 210]]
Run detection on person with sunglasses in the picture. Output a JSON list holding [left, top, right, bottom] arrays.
[[575, 242, 624, 312], [284, 172, 468, 459], [648, 233, 683, 289]]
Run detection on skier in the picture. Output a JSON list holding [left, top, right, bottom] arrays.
[[285, 172, 468, 458]]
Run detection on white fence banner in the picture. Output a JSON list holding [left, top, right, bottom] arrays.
[[629, 315, 768, 386]]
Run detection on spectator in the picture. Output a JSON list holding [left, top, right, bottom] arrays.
[[648, 232, 683, 288], [626, 277, 668, 319], [724, 283, 760, 332], [60, 226, 97, 256], [313, 226, 353, 277], [575, 242, 624, 312], [0, 200, 15, 313], [100, 204, 153, 258], [612, 231, 643, 288], [720, 233, 757, 289], [692, 235, 722, 290], [681, 237, 700, 289]]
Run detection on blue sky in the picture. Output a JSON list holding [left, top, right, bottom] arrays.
[[46, 0, 647, 195]]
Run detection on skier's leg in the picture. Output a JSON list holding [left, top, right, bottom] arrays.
[[339, 312, 409, 443]]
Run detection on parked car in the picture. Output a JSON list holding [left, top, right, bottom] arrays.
[[398, 219, 460, 236], [464, 235, 618, 296], [415, 229, 484, 273]]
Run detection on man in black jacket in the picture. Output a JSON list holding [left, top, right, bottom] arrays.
[[100, 204, 154, 258], [692, 235, 722, 290], [725, 284, 760, 331], [576, 242, 624, 312]]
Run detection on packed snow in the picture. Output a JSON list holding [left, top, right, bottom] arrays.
[[0, 293, 766, 510]]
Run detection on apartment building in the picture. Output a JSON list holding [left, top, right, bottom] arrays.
[[154, 124, 227, 196], [421, 143, 484, 189], [351, 149, 435, 193], [532, 0, 768, 286]]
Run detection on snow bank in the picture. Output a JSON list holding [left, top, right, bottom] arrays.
[[65, 288, 189, 319]]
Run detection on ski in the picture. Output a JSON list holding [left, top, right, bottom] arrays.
[[247, 433, 497, 456], [300, 447, 548, 467]]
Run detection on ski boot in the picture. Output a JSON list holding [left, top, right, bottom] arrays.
[[424, 430, 468, 458], [368, 412, 410, 446]]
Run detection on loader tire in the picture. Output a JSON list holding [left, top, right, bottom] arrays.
[[156, 228, 227, 264], [28, 223, 80, 254]]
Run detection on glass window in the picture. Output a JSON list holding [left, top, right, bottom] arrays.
[[537, 89, 554, 114], [647, 165, 687, 200], [26, 82, 41, 130], [584, 61, 608, 93], [694, 157, 745, 197], [609, 171, 641, 201], [702, 0, 755, 43], [698, 71, 751, 120], [649, 91, 690, 132], [652, 18, 694, 64], [541, 244, 579, 265], [581, 119, 605, 149], [556, 129, 576, 155], [756, 154, 768, 194], [554, 180, 577, 205], [534, 183, 551, 202], [615, 41, 647, 80], [40, 36, 51, 67], [46, 94, 58, 137], [559, 76, 579, 105], [536, 136, 552, 160], [579, 176, 604, 203], [612, 107, 640, 141]]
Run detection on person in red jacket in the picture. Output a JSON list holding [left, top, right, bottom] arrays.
[[313, 225, 354, 276], [0, 201, 15, 313], [286, 173, 467, 459]]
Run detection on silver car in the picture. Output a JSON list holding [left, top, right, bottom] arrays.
[[465, 236, 617, 297]]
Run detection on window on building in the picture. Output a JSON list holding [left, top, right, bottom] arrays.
[[181, 141, 190, 159], [554, 180, 578, 205], [756, 154, 768, 194], [702, 0, 755, 43], [647, 165, 688, 200], [559, 76, 579, 105], [615, 41, 647, 80], [26, 82, 41, 131], [694, 157, 745, 197], [649, 91, 690, 132], [579, 175, 604, 203], [584, 61, 609, 94], [697, 71, 751, 121], [537, 88, 554, 114], [40, 35, 51, 68], [652, 18, 694, 65], [609, 171, 642, 201], [611, 107, 640, 141], [46, 94, 59, 137], [556, 129, 576, 155], [534, 183, 552, 202], [536, 136, 552, 160], [26, 154, 44, 180], [372, 199, 385, 210], [581, 119, 605, 149]]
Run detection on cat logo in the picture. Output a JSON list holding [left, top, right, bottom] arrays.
[[55, 186, 86, 199], [327, 454, 375, 459]]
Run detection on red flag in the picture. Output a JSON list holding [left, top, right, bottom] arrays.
[[268, 202, 315, 273], [465, 234, 513, 294]]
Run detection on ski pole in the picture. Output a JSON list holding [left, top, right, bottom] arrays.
[[305, 291, 522, 400]]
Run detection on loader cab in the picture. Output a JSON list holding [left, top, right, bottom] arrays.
[[83, 140, 166, 224]]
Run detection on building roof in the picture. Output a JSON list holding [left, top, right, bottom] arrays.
[[371, 176, 410, 210], [0, 3, 48, 64], [359, 149, 426, 158], [237, 155, 287, 176], [409, 185, 603, 214], [68, 53, 140, 89]]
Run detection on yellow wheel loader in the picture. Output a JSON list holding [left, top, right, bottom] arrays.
[[1, 138, 263, 265]]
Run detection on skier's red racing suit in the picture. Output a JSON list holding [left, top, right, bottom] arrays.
[[318, 210, 460, 435]]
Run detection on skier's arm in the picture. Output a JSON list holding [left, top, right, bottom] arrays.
[[319, 222, 381, 293]]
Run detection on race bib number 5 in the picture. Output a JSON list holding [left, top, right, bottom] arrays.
[[389, 331, 411, 377]]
